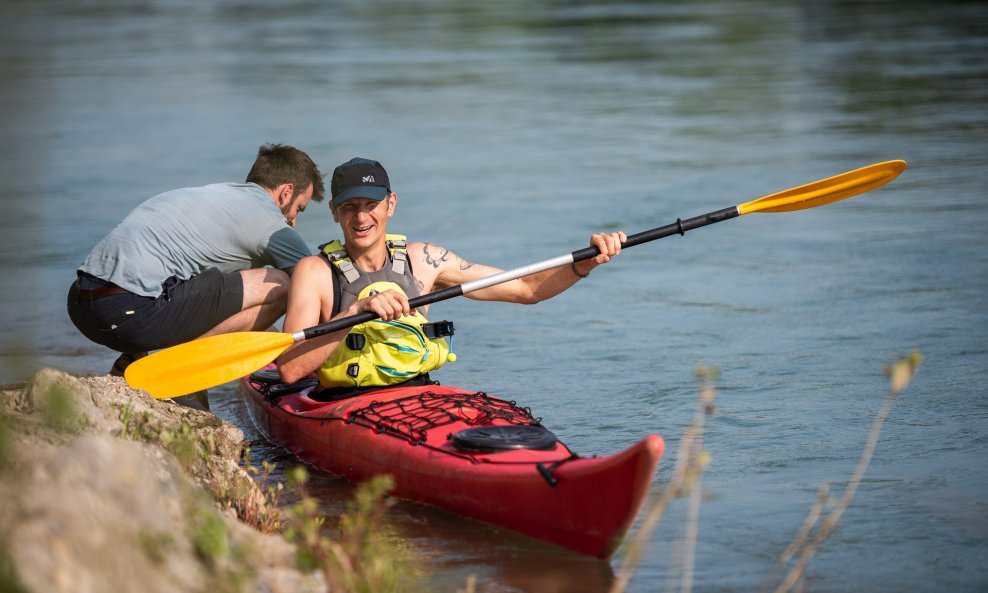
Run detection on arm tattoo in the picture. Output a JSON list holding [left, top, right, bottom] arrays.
[[415, 278, 426, 293], [423, 243, 450, 269], [458, 256, 475, 270]]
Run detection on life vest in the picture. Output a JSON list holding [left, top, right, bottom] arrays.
[[316, 234, 453, 389]]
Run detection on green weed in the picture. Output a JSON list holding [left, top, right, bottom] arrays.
[[158, 422, 200, 468], [239, 448, 283, 533], [38, 381, 82, 434], [138, 529, 177, 566], [284, 468, 407, 593], [0, 547, 29, 593], [117, 404, 160, 443], [192, 506, 230, 566], [0, 409, 10, 471]]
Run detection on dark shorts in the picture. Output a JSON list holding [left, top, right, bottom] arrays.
[[67, 269, 245, 353]]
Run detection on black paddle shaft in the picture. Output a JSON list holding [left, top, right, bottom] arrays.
[[302, 205, 740, 342], [569, 206, 740, 262], [301, 285, 466, 341]]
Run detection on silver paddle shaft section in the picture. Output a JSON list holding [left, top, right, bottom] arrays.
[[298, 206, 739, 343], [459, 253, 575, 294], [296, 253, 577, 342]]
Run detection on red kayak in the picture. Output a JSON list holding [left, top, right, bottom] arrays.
[[242, 369, 664, 559]]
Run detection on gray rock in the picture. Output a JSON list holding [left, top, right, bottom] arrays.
[[0, 370, 326, 593]]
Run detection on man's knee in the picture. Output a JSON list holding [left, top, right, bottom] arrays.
[[268, 267, 290, 287], [265, 268, 291, 304], [241, 268, 291, 307]]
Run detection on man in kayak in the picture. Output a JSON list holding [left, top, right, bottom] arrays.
[[68, 143, 325, 378], [276, 157, 625, 393]]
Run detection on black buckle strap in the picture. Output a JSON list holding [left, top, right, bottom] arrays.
[[422, 320, 454, 339]]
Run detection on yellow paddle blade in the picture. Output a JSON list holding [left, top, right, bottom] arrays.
[[124, 331, 295, 399], [738, 160, 906, 215]]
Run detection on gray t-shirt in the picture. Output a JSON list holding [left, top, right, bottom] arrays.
[[80, 182, 311, 297]]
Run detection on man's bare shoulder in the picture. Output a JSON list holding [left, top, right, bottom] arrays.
[[293, 254, 332, 279]]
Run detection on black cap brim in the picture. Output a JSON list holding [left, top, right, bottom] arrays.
[[331, 185, 389, 208]]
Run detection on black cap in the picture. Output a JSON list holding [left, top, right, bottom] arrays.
[[330, 158, 391, 207]]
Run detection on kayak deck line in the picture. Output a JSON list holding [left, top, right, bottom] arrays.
[[241, 368, 665, 558], [346, 389, 544, 442], [256, 383, 587, 470]]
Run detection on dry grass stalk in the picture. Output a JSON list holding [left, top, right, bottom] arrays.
[[764, 351, 922, 593], [613, 351, 920, 593], [610, 367, 718, 593]]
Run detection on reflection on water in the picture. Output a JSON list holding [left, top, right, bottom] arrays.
[[2, 1, 987, 591], [391, 500, 616, 593]]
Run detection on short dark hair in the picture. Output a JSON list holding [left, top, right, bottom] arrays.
[[245, 144, 325, 202]]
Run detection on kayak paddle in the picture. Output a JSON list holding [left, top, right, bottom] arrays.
[[126, 159, 906, 398]]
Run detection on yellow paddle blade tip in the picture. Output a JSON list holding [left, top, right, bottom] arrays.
[[738, 160, 907, 215], [124, 332, 295, 399]]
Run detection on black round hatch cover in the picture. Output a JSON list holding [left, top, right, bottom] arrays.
[[451, 425, 558, 453], [250, 368, 283, 384]]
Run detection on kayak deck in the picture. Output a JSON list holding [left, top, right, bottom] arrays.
[[242, 373, 664, 558]]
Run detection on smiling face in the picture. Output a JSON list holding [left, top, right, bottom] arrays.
[[331, 192, 397, 258]]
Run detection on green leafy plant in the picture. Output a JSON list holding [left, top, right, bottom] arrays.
[[192, 506, 230, 566], [284, 468, 408, 593]]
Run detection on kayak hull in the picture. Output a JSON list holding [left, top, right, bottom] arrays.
[[242, 374, 663, 558]]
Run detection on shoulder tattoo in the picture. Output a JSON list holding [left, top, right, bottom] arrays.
[[423, 243, 450, 269]]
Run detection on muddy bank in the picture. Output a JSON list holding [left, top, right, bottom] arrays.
[[0, 369, 326, 593]]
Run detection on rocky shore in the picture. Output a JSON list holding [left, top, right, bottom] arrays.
[[0, 369, 327, 593]]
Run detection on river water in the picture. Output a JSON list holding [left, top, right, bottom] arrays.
[[1, 1, 986, 591]]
